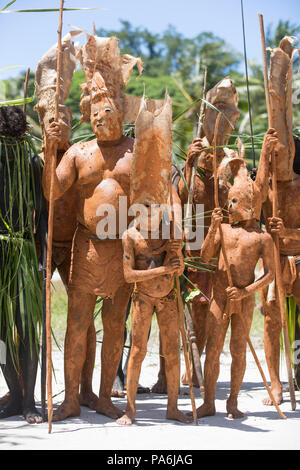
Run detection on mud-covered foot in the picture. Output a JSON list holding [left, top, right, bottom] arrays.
[[52, 399, 80, 422], [95, 397, 124, 419], [227, 408, 244, 419], [188, 403, 215, 419], [24, 407, 43, 424], [262, 388, 283, 406], [151, 376, 168, 394], [166, 408, 193, 424], [116, 412, 135, 426], [0, 392, 10, 408], [0, 400, 22, 419], [79, 390, 99, 410]]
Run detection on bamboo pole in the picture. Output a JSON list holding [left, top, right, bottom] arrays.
[[212, 113, 286, 420], [45, 0, 64, 434], [258, 13, 296, 411]]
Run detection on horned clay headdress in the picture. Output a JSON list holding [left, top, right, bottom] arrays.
[[78, 35, 151, 123], [269, 36, 297, 181], [130, 92, 173, 206], [199, 77, 240, 170], [35, 31, 82, 137], [218, 141, 262, 223]]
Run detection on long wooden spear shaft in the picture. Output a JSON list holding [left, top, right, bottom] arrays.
[[169, 183, 198, 425], [45, 0, 64, 434], [182, 68, 207, 394], [258, 13, 296, 411], [185, 68, 207, 220], [212, 113, 286, 420]]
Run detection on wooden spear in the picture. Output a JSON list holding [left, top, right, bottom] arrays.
[[174, 272, 199, 425], [212, 113, 286, 420], [185, 67, 207, 221], [45, 0, 64, 433], [170, 183, 198, 425], [181, 69, 207, 394], [258, 13, 296, 411]]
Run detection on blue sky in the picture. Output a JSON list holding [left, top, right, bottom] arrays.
[[0, 0, 299, 79]]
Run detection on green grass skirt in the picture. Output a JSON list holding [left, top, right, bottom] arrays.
[[0, 233, 42, 367]]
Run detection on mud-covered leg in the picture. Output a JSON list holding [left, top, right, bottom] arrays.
[[96, 285, 131, 419], [57, 257, 98, 410], [261, 287, 283, 405], [193, 304, 229, 418], [116, 294, 153, 426], [79, 319, 98, 409], [156, 298, 192, 424], [53, 288, 96, 422], [111, 300, 131, 398], [227, 297, 254, 419]]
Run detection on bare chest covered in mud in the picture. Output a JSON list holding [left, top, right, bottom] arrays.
[[134, 238, 173, 297], [217, 226, 262, 285]]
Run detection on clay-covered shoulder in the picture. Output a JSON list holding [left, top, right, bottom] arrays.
[[260, 230, 273, 249], [65, 139, 98, 162]]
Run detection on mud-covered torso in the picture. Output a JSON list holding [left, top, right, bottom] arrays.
[[132, 232, 174, 298], [72, 136, 134, 235], [263, 176, 300, 255], [214, 223, 265, 293]]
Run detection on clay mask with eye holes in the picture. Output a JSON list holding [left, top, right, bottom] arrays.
[[228, 178, 255, 224], [90, 99, 123, 142], [228, 177, 262, 224]]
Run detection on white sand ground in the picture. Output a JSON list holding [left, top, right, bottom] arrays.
[[0, 337, 300, 451]]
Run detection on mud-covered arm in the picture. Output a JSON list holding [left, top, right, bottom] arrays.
[[42, 123, 76, 201], [200, 208, 222, 263], [254, 128, 278, 203], [182, 138, 211, 199], [226, 233, 275, 300], [122, 233, 180, 283]]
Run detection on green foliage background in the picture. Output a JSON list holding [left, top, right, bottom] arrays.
[[2, 18, 299, 166]]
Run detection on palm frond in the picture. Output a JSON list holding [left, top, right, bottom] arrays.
[[0, 7, 103, 13]]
